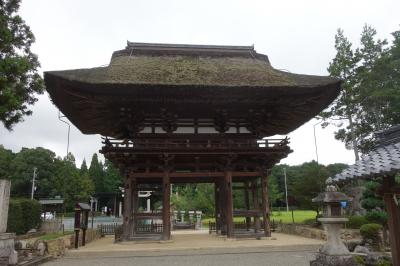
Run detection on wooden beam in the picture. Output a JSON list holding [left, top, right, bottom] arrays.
[[219, 180, 227, 235], [261, 174, 271, 237], [244, 181, 251, 231], [132, 178, 138, 236], [233, 209, 262, 217], [129, 171, 261, 178], [214, 182, 221, 233], [134, 213, 162, 218], [162, 171, 171, 240], [384, 193, 400, 266], [225, 170, 234, 238], [251, 179, 261, 233], [383, 176, 400, 266], [122, 174, 132, 240]]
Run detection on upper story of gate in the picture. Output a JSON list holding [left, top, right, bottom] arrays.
[[44, 42, 341, 140]]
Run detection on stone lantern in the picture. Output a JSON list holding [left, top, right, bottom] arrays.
[[310, 178, 357, 266]]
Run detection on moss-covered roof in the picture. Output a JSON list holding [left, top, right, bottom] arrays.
[[44, 42, 341, 138], [45, 42, 338, 88]]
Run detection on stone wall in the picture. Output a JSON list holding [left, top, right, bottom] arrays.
[[278, 224, 361, 241], [19, 229, 102, 257], [41, 220, 63, 233], [68, 229, 102, 249]]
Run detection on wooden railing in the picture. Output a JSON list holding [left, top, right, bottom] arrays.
[[98, 223, 119, 235], [100, 221, 164, 235], [208, 219, 277, 234], [136, 221, 163, 233], [102, 137, 289, 150]]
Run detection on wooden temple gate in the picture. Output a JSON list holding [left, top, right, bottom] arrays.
[[101, 137, 291, 240], [44, 42, 341, 241]]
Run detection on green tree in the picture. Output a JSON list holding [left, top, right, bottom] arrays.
[[0, 145, 14, 179], [290, 161, 329, 209], [361, 180, 387, 225], [89, 153, 105, 194], [103, 160, 122, 193], [326, 163, 348, 177], [0, 0, 44, 129], [80, 158, 88, 175], [321, 28, 361, 160], [321, 25, 396, 157], [358, 28, 400, 141], [53, 153, 94, 210], [9, 147, 57, 197]]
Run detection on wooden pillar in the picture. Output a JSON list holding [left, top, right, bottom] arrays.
[[132, 178, 138, 236], [261, 174, 271, 237], [225, 170, 234, 238], [214, 181, 221, 233], [220, 179, 227, 235], [162, 171, 171, 240], [383, 176, 400, 266], [122, 173, 133, 240], [251, 179, 260, 233], [113, 194, 117, 217], [244, 181, 251, 231]]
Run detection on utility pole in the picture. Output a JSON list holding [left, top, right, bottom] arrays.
[[31, 167, 37, 200], [284, 167, 289, 212]]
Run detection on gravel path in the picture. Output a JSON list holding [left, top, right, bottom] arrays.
[[44, 246, 317, 266]]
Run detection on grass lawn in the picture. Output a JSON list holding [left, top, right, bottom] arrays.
[[270, 210, 317, 224], [39, 231, 74, 241], [202, 210, 317, 226]]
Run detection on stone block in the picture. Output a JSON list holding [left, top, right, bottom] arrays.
[[8, 250, 18, 265], [310, 253, 358, 266], [0, 180, 11, 233]]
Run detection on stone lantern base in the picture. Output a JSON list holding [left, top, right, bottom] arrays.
[[310, 253, 357, 266], [0, 232, 18, 265]]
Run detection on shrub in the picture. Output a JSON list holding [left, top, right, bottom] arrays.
[[7, 200, 24, 234], [19, 198, 42, 232], [346, 215, 368, 229], [360, 223, 383, 250], [365, 210, 387, 225], [7, 198, 42, 235]]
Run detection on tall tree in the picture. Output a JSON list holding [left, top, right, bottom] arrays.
[[321, 28, 361, 161], [0, 145, 14, 179], [53, 153, 94, 210], [9, 147, 57, 197], [80, 158, 88, 175], [290, 161, 329, 209], [358, 27, 400, 144], [0, 0, 44, 129], [103, 159, 122, 193], [89, 153, 104, 193], [321, 25, 395, 157]]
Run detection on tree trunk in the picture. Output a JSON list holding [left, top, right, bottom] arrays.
[[348, 115, 360, 161]]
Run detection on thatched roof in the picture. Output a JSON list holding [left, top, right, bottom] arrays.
[[46, 42, 338, 88], [44, 42, 341, 138]]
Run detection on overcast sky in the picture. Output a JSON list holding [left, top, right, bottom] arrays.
[[1, 0, 399, 167]]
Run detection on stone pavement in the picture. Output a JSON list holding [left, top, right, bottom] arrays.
[[43, 231, 324, 266]]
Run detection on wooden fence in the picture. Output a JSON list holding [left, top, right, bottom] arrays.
[[208, 219, 277, 234], [98, 223, 119, 235]]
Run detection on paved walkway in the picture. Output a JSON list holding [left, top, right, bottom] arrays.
[[44, 231, 323, 266]]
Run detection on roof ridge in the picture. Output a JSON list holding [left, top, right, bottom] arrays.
[[126, 41, 255, 51]]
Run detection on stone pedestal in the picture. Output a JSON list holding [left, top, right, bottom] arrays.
[[0, 180, 11, 233], [0, 233, 17, 265], [310, 222, 358, 266], [320, 221, 351, 256], [310, 253, 358, 266], [0, 180, 18, 265], [310, 181, 356, 266]]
